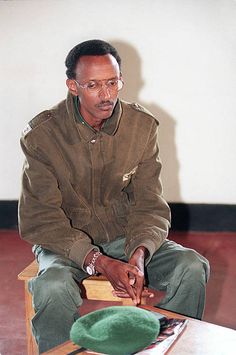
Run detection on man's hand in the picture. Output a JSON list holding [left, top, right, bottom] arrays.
[[95, 254, 144, 305], [84, 247, 153, 305], [113, 246, 154, 304]]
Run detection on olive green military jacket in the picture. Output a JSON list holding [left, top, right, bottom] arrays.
[[18, 93, 171, 270]]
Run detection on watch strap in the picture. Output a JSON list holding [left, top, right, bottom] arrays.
[[86, 251, 102, 275]]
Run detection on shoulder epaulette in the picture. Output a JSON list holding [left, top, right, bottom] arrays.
[[22, 110, 52, 137], [130, 102, 155, 118]]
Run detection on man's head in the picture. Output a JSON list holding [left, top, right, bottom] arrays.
[[65, 39, 123, 130], [65, 39, 121, 79]]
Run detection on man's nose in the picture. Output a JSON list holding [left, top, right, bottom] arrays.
[[98, 84, 111, 99]]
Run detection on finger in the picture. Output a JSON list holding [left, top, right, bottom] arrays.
[[132, 272, 144, 305], [142, 288, 154, 298], [129, 266, 144, 278], [129, 277, 136, 286], [112, 289, 154, 298], [128, 271, 137, 285], [112, 269, 140, 304], [125, 283, 139, 305], [126, 268, 145, 304], [127, 269, 144, 291], [109, 265, 143, 304], [112, 290, 130, 298], [110, 280, 129, 293], [111, 278, 138, 297]]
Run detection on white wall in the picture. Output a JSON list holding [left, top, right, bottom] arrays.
[[0, 0, 235, 203]]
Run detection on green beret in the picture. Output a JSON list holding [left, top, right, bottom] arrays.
[[70, 306, 160, 355]]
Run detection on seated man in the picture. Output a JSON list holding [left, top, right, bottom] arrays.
[[18, 39, 210, 353]]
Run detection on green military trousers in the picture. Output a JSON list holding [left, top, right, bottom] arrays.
[[28, 238, 210, 353]]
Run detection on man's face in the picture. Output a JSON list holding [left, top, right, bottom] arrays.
[[67, 54, 121, 128]]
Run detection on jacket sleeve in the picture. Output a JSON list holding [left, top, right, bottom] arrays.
[[124, 119, 171, 263], [18, 136, 98, 269]]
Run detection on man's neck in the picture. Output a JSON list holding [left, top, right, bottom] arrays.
[[91, 121, 104, 131]]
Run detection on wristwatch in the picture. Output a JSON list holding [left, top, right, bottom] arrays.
[[86, 251, 102, 275]]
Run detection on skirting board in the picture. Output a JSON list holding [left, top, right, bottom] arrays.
[[0, 200, 236, 232]]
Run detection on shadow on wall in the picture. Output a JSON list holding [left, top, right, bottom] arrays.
[[110, 40, 189, 221], [111, 40, 181, 201]]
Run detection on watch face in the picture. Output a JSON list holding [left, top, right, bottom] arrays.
[[86, 266, 94, 275]]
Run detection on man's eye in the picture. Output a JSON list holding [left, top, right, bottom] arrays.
[[87, 82, 97, 90], [108, 80, 117, 87]]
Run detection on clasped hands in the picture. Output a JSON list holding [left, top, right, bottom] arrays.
[[95, 246, 154, 305]]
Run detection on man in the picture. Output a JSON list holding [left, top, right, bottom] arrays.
[[19, 39, 210, 353]]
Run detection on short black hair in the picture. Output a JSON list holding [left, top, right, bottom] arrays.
[[65, 39, 121, 79]]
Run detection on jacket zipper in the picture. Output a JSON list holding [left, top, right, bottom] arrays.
[[90, 136, 110, 242]]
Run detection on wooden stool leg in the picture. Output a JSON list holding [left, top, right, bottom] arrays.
[[24, 281, 38, 355]]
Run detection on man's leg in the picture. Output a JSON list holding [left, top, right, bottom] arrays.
[[146, 240, 210, 319], [28, 247, 86, 353]]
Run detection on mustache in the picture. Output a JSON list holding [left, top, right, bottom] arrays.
[[96, 100, 114, 108]]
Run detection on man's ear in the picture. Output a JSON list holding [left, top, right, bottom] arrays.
[[119, 71, 124, 85], [66, 79, 79, 96]]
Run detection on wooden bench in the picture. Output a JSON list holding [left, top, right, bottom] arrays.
[[18, 260, 146, 355]]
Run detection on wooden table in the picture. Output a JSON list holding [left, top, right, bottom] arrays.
[[43, 306, 236, 354]]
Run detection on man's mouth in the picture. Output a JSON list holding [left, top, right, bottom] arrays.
[[96, 101, 114, 109]]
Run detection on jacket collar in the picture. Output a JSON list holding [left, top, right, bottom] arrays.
[[66, 92, 122, 142]]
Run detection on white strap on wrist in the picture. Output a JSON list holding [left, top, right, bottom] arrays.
[[86, 251, 102, 275]]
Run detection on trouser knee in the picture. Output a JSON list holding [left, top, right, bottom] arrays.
[[179, 249, 210, 284], [29, 266, 83, 312]]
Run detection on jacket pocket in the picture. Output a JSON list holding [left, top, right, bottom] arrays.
[[66, 207, 91, 228], [111, 194, 129, 227]]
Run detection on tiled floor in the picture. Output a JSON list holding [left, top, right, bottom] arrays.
[[1, 230, 236, 354]]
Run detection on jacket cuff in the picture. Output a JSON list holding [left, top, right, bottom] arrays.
[[69, 239, 99, 271], [125, 235, 163, 265]]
